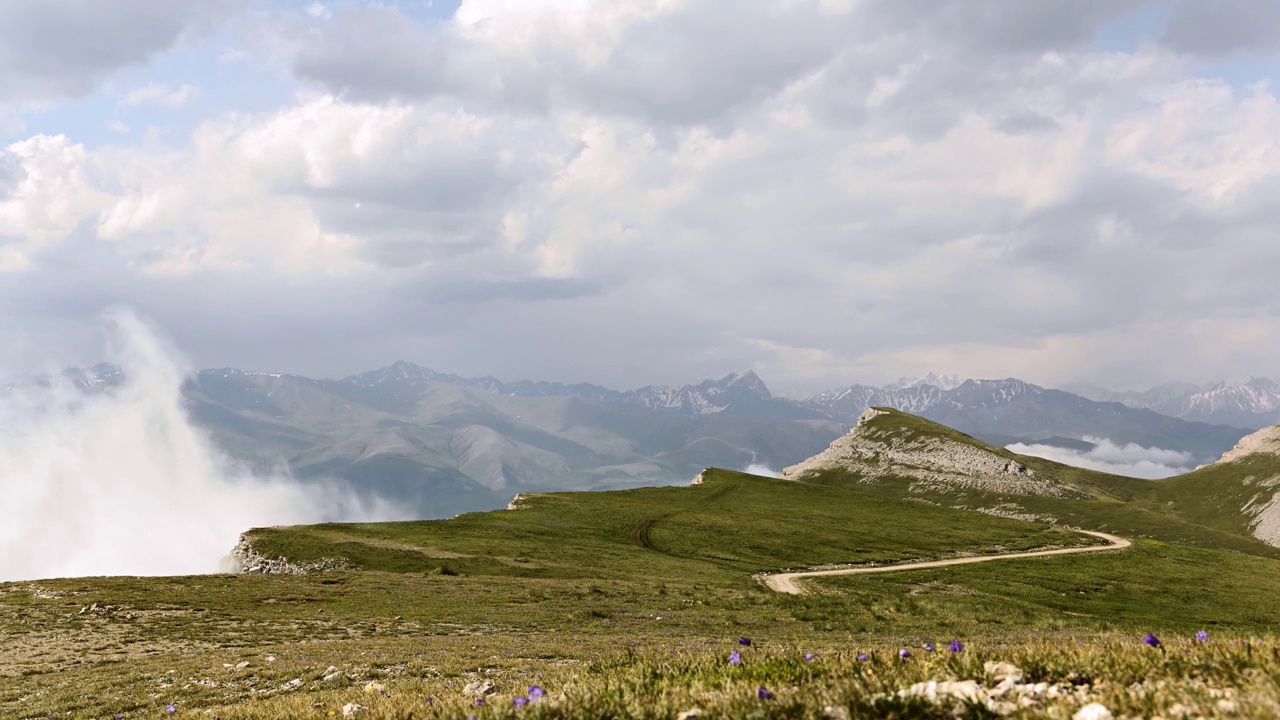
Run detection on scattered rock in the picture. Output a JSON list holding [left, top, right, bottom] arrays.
[[342, 703, 368, 718], [900, 680, 985, 704], [364, 681, 386, 694], [676, 710, 704, 720], [821, 706, 850, 720], [984, 661, 1024, 683], [1073, 703, 1113, 720], [464, 679, 496, 696]]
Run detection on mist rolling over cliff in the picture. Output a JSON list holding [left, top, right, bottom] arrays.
[[0, 310, 396, 583]]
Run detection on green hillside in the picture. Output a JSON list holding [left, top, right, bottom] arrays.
[[798, 408, 1280, 558], [5, 412, 1280, 718]]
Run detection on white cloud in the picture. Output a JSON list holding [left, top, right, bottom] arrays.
[[6, 1, 1280, 392], [1007, 437, 1193, 479], [105, 120, 131, 134], [0, 308, 401, 582], [120, 83, 203, 109]]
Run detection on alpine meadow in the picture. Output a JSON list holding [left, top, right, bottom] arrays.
[[6, 2, 1280, 719]]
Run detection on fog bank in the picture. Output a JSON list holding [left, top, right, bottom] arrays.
[[1006, 436, 1193, 480], [0, 309, 394, 583]]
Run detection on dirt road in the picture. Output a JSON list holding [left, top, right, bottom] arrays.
[[763, 530, 1131, 595]]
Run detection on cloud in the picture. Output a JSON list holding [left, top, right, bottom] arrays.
[[0, 308, 401, 582], [0, 0, 242, 106], [743, 462, 781, 478], [120, 83, 202, 109], [1160, 0, 1280, 58], [1006, 437, 1193, 479], [6, 1, 1280, 395]]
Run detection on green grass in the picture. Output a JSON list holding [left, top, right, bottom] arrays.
[[4, 412, 1280, 718], [244, 472, 1098, 585], [801, 408, 1280, 559]]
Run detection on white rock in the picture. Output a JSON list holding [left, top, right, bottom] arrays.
[[984, 661, 1024, 683], [464, 679, 496, 696], [364, 681, 386, 693], [676, 710, 704, 720], [342, 704, 368, 717], [821, 706, 850, 720], [1073, 702, 1113, 720]]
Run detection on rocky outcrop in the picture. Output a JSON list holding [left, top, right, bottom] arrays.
[[1209, 426, 1280, 548], [782, 408, 1080, 498], [227, 534, 352, 575], [1216, 425, 1280, 464]]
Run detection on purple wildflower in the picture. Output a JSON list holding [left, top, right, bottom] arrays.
[[1143, 633, 1161, 648], [856, 653, 869, 662], [739, 637, 752, 646], [1196, 631, 1209, 643], [166, 706, 176, 714], [474, 698, 486, 707], [899, 648, 910, 660], [425, 697, 434, 704], [729, 650, 741, 665], [513, 697, 529, 708], [923, 641, 935, 652], [528, 685, 545, 701], [804, 652, 814, 661], [949, 639, 963, 653], [757, 687, 774, 701]]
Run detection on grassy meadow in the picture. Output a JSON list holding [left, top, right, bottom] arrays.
[[5, 413, 1280, 718]]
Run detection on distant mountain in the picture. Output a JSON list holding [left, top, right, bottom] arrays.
[[179, 365, 843, 518], [1072, 378, 1280, 430], [22, 360, 1258, 517], [801, 378, 1250, 464], [883, 372, 966, 391]]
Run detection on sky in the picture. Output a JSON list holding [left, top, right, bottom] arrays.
[[2, 0, 1280, 397]]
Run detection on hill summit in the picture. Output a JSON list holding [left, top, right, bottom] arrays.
[[781, 407, 1080, 498]]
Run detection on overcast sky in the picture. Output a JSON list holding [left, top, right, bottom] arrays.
[[2, 0, 1279, 396]]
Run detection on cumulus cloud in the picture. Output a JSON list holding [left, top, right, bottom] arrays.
[[5, 1, 1280, 394], [0, 0, 241, 106], [0, 308, 399, 582], [1006, 437, 1194, 479]]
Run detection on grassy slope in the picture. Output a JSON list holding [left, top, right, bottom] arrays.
[[245, 471, 1097, 585], [5, 414, 1280, 718], [801, 408, 1280, 558]]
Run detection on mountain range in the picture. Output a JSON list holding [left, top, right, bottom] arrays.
[[1071, 378, 1280, 430], [12, 361, 1265, 518]]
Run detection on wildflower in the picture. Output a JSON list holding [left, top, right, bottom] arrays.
[[856, 653, 869, 662], [1143, 633, 1161, 648], [513, 697, 529, 708], [1196, 631, 1209, 643], [528, 685, 545, 701], [949, 639, 963, 653], [730, 651, 741, 665], [757, 687, 774, 701], [474, 698, 486, 707], [739, 637, 752, 646], [899, 648, 910, 660], [804, 653, 814, 662], [923, 641, 935, 652], [166, 706, 176, 714], [425, 697, 434, 704]]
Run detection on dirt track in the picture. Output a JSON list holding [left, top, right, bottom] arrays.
[[763, 530, 1131, 595]]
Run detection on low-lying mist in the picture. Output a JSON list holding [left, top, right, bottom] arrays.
[[1006, 436, 1193, 479], [0, 309, 398, 583]]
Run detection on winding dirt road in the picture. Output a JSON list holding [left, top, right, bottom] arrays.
[[764, 530, 1131, 595]]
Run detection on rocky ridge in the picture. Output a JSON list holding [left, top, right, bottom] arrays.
[[781, 408, 1081, 498], [1215, 425, 1280, 548], [229, 534, 352, 575]]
